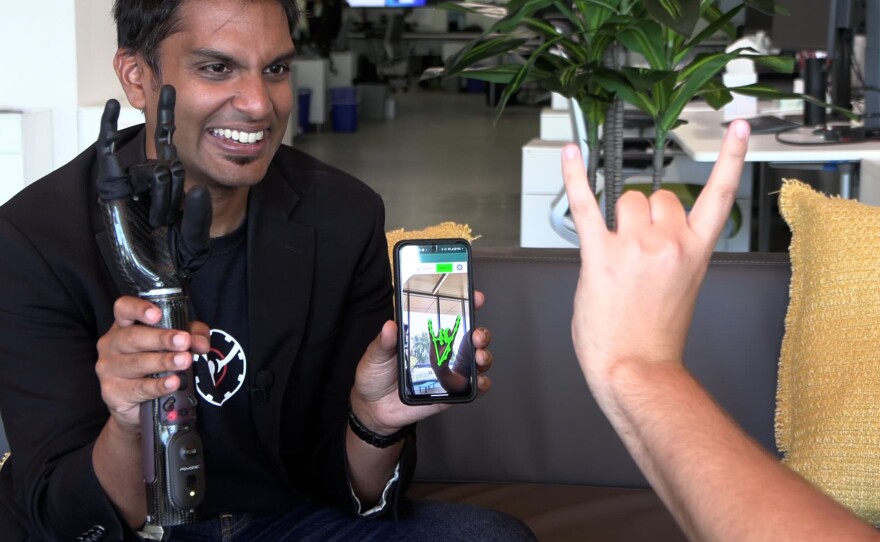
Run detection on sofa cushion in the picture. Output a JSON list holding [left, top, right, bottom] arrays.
[[414, 249, 789, 489], [777, 180, 880, 525]]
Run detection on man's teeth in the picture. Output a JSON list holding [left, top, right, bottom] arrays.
[[211, 128, 265, 144]]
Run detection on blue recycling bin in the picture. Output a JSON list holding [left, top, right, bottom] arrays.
[[330, 87, 358, 133], [465, 78, 487, 94], [297, 88, 312, 134]]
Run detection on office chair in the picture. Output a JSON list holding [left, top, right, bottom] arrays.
[[303, 0, 343, 58], [377, 12, 411, 92]]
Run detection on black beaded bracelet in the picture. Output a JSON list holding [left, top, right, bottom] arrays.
[[347, 406, 411, 448]]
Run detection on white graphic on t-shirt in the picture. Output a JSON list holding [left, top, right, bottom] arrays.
[[193, 329, 247, 407]]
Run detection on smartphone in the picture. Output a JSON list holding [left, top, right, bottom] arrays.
[[393, 238, 477, 405]]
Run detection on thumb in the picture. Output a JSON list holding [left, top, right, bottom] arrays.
[[362, 321, 398, 367]]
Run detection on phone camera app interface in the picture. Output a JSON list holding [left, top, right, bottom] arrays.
[[398, 243, 473, 399]]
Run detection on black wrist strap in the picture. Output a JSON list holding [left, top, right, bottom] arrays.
[[347, 405, 411, 449]]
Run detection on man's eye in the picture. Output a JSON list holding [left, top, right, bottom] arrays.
[[266, 64, 290, 76], [205, 64, 230, 74]]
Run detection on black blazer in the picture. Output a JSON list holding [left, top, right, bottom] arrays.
[[0, 126, 412, 541]]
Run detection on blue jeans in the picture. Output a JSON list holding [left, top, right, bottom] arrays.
[[163, 499, 536, 542]]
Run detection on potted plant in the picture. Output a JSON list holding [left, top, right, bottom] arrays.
[[427, 0, 807, 228]]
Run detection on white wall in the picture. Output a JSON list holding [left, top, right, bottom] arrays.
[[0, 0, 119, 169], [75, 0, 122, 108]]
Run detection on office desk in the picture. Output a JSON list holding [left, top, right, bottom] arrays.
[[671, 109, 880, 250], [347, 31, 479, 62], [673, 110, 880, 163]]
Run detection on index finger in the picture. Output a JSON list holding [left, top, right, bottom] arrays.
[[561, 144, 604, 241], [112, 295, 162, 328], [687, 120, 750, 247]]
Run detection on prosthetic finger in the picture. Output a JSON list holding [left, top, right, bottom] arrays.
[[168, 160, 185, 222], [175, 186, 212, 276], [155, 85, 178, 163], [96, 99, 130, 201], [148, 165, 172, 228]]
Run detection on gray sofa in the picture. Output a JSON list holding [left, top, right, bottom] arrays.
[[408, 248, 791, 541], [0, 249, 791, 541]]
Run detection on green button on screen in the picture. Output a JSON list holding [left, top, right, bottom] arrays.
[[436, 263, 453, 273]]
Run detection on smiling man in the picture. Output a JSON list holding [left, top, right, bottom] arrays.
[[0, 1, 535, 541]]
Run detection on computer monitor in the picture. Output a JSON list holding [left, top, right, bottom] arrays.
[[771, 0, 835, 52], [817, 0, 879, 135], [771, 0, 879, 135], [346, 0, 428, 7], [743, 7, 773, 34]]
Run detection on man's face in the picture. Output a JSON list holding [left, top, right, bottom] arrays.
[[141, 0, 294, 191]]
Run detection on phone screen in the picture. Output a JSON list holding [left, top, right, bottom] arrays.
[[394, 239, 476, 404]]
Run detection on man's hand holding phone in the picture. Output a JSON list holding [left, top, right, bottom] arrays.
[[349, 293, 492, 436]]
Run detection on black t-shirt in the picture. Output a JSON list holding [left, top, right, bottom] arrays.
[[187, 221, 299, 517]]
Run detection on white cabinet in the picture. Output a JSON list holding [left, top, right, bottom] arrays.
[[77, 104, 144, 153], [0, 110, 53, 206], [329, 51, 356, 89], [292, 58, 330, 127]]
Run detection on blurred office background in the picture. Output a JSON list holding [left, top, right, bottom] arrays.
[[2, 0, 877, 251]]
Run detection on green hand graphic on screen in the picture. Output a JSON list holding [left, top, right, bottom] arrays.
[[428, 316, 462, 367]]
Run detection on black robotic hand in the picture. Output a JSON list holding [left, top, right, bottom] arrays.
[[96, 85, 208, 527], [97, 85, 211, 289]]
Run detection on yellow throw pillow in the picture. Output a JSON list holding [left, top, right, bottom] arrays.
[[776, 179, 880, 525]]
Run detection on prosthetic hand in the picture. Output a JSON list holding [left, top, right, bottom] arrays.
[[96, 86, 211, 527]]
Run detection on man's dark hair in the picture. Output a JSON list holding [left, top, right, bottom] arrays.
[[113, 0, 299, 77]]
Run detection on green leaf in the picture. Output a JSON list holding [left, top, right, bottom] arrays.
[[700, 2, 736, 40], [444, 37, 529, 75], [576, 0, 625, 14], [699, 78, 733, 109], [751, 54, 795, 74], [574, 0, 616, 35], [592, 69, 659, 116], [660, 52, 733, 130], [728, 84, 860, 121], [490, 0, 557, 33], [675, 50, 734, 85], [619, 66, 677, 91], [617, 19, 669, 70], [675, 4, 744, 64], [585, 98, 608, 131], [493, 35, 564, 123], [514, 17, 596, 65], [642, 0, 701, 38], [725, 83, 792, 99], [552, 0, 588, 35], [554, 62, 609, 98], [438, 2, 505, 16], [532, 53, 571, 74], [461, 64, 545, 84]]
